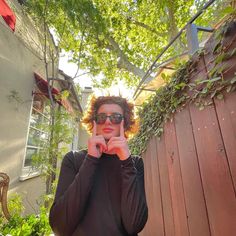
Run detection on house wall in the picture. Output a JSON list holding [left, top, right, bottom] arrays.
[[78, 87, 94, 149], [0, 0, 57, 215]]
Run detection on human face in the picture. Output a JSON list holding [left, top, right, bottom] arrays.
[[95, 104, 124, 141]]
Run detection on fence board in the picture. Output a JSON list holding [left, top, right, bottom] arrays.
[[142, 148, 150, 236], [164, 121, 189, 236], [149, 137, 165, 236], [156, 135, 175, 236], [189, 102, 236, 236], [142, 145, 153, 236], [174, 106, 211, 236], [214, 91, 236, 193]]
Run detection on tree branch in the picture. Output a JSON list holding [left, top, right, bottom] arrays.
[[126, 16, 166, 37], [107, 36, 153, 81]]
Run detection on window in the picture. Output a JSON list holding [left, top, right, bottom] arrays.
[[20, 93, 50, 181]]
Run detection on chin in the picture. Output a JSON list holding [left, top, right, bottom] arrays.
[[103, 134, 113, 140], [103, 133, 117, 140]]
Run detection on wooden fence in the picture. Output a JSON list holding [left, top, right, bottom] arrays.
[[140, 21, 236, 236]]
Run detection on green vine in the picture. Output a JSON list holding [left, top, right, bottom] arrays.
[[129, 17, 236, 155]]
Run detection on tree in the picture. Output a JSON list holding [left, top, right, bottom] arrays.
[[25, 0, 197, 88], [26, 0, 232, 88]]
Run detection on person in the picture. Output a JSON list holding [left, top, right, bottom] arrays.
[[49, 95, 148, 236]]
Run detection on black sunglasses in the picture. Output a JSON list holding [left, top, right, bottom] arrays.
[[94, 113, 124, 125]]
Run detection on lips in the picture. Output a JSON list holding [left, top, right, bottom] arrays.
[[103, 128, 114, 133]]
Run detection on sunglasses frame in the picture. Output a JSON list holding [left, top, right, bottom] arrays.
[[94, 112, 124, 125]]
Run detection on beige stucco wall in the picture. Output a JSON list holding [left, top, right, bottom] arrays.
[[0, 0, 57, 215], [78, 87, 94, 149]]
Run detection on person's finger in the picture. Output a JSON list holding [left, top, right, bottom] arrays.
[[107, 137, 122, 146], [99, 145, 103, 154], [107, 141, 122, 152], [95, 136, 107, 151], [107, 143, 116, 152], [92, 121, 97, 137], [120, 119, 125, 137]]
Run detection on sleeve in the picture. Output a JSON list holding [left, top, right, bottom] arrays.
[[120, 155, 148, 235], [49, 151, 100, 236]]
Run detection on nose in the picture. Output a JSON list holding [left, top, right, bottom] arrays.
[[104, 116, 112, 124]]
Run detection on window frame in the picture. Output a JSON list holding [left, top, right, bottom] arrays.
[[20, 92, 50, 181]]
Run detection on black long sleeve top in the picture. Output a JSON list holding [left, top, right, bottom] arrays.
[[49, 150, 148, 236]]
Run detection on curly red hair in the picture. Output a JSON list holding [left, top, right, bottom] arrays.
[[81, 95, 139, 138]]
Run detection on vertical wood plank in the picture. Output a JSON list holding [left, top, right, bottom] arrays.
[[141, 140, 154, 236], [149, 137, 165, 236], [141, 148, 149, 236], [164, 121, 190, 236], [156, 135, 175, 236], [214, 90, 236, 193], [174, 106, 211, 236], [189, 102, 236, 236]]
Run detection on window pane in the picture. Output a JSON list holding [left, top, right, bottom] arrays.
[[25, 147, 38, 167], [24, 94, 49, 168], [27, 128, 48, 146], [30, 112, 49, 130]]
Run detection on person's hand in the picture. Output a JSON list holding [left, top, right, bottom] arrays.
[[107, 120, 131, 161], [88, 121, 107, 158]]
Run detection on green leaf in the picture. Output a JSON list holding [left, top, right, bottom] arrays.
[[210, 76, 222, 82], [216, 93, 224, 100], [211, 90, 217, 98], [197, 79, 210, 84], [230, 48, 236, 57], [209, 66, 218, 78], [199, 105, 205, 111], [230, 77, 236, 84], [220, 6, 235, 15], [213, 42, 221, 54], [215, 54, 225, 64], [226, 85, 232, 93], [201, 87, 208, 94]]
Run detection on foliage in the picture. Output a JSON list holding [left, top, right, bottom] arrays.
[[33, 105, 74, 168], [0, 194, 52, 236], [129, 17, 236, 155], [31, 97, 78, 196], [0, 209, 51, 236], [0, 210, 51, 236], [24, 0, 232, 88], [7, 194, 24, 217]]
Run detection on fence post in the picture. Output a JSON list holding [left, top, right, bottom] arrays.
[[186, 23, 199, 54]]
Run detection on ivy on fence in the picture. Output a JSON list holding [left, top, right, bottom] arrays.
[[129, 16, 236, 155]]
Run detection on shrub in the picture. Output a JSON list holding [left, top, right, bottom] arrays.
[[0, 194, 52, 236]]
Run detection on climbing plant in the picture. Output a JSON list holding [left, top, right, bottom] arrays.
[[31, 101, 78, 198], [129, 17, 236, 155]]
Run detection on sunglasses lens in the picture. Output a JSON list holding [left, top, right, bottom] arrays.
[[110, 114, 123, 124], [95, 114, 107, 124], [95, 113, 123, 124]]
